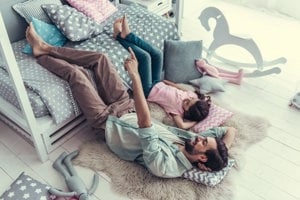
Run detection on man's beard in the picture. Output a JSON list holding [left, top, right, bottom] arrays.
[[184, 140, 195, 154]]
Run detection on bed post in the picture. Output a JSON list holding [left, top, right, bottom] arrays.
[[0, 13, 48, 162], [174, 0, 183, 35], [112, 0, 119, 6]]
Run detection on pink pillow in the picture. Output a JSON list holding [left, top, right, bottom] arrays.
[[67, 0, 117, 24], [192, 103, 233, 133]]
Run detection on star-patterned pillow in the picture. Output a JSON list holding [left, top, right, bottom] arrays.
[[0, 172, 56, 200], [42, 4, 103, 42]]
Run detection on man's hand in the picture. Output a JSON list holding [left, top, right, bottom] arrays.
[[124, 47, 151, 128], [124, 47, 139, 77], [197, 162, 212, 172]]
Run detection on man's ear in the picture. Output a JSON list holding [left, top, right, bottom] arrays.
[[198, 154, 207, 162]]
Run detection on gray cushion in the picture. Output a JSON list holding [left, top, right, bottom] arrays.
[[13, 0, 63, 23], [189, 75, 227, 94], [163, 40, 203, 83], [42, 4, 103, 41]]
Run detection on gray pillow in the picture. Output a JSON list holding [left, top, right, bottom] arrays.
[[163, 40, 203, 83], [13, 0, 63, 23], [42, 4, 103, 41], [189, 75, 227, 94]]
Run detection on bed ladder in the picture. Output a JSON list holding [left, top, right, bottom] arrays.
[[0, 13, 48, 162]]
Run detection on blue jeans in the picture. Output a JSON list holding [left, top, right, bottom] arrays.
[[117, 33, 163, 97]]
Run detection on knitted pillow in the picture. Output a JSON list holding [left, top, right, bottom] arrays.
[[182, 159, 235, 186], [192, 103, 233, 133], [66, 0, 117, 24]]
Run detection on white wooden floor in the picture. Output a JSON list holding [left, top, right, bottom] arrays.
[[1, 0, 300, 199]]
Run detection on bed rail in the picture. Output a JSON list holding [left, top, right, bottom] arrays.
[[0, 12, 48, 162]]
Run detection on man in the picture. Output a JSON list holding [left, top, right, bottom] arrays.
[[26, 23, 236, 178]]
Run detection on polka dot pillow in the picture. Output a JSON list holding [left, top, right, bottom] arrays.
[[12, 0, 62, 24], [23, 17, 67, 54], [192, 103, 233, 133], [42, 4, 102, 41], [66, 0, 118, 24]]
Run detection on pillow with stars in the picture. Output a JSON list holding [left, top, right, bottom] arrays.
[[42, 4, 103, 42], [0, 172, 56, 200]]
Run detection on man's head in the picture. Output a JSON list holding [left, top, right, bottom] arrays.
[[183, 96, 211, 122], [184, 136, 228, 171]]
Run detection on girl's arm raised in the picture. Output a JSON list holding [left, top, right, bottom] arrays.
[[172, 114, 197, 130]]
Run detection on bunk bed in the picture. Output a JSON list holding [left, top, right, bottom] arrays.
[[0, 0, 182, 162]]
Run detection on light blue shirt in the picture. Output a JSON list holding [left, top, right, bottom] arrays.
[[105, 114, 227, 178]]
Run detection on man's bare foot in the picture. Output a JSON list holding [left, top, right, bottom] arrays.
[[26, 23, 51, 57], [120, 14, 131, 39], [113, 18, 123, 39]]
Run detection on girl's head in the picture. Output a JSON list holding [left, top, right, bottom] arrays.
[[183, 96, 211, 122]]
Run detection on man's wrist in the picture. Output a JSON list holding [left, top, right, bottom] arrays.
[[129, 72, 140, 80]]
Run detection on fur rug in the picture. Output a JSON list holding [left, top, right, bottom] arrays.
[[74, 101, 270, 200]]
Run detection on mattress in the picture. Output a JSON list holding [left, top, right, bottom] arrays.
[[0, 40, 81, 124]]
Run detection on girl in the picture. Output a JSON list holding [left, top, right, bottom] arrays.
[[114, 15, 211, 130]]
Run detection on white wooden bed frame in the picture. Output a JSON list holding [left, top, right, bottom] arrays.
[[0, 0, 183, 162], [0, 14, 88, 162]]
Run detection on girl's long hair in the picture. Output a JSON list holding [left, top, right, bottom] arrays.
[[183, 90, 211, 122]]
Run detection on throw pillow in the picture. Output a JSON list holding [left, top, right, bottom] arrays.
[[42, 4, 103, 41], [0, 172, 56, 200], [182, 159, 235, 186], [163, 40, 203, 83], [23, 17, 67, 54], [189, 75, 227, 94], [66, 0, 118, 24], [192, 103, 234, 133], [13, 0, 63, 24]]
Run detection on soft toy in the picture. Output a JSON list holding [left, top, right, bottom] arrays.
[[195, 59, 244, 85], [49, 151, 99, 200]]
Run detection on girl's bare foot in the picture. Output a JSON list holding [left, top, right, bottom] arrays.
[[235, 69, 244, 85], [120, 14, 131, 39], [195, 59, 207, 68], [113, 18, 122, 39], [25, 23, 52, 57]]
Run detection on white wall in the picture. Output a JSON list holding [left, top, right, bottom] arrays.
[[222, 0, 300, 20]]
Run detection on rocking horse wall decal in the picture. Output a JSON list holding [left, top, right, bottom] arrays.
[[199, 7, 287, 77]]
